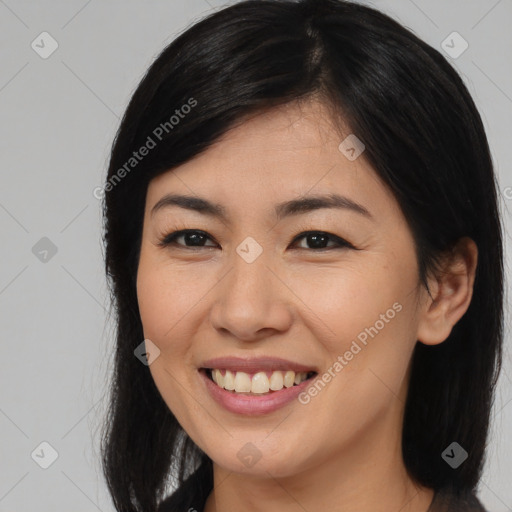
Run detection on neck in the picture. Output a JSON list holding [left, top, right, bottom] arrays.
[[205, 454, 433, 512]]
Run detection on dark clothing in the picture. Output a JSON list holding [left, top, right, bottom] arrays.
[[426, 488, 488, 512]]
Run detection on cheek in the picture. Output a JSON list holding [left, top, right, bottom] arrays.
[[136, 269, 173, 342], [293, 256, 419, 410], [136, 254, 205, 345], [136, 258, 204, 425], [292, 258, 413, 338]]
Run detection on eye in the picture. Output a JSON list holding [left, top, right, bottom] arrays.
[[290, 231, 355, 250], [157, 229, 218, 249], [158, 229, 354, 251]]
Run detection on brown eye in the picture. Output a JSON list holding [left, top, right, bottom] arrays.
[[158, 229, 354, 251], [158, 230, 218, 248], [290, 231, 354, 250]]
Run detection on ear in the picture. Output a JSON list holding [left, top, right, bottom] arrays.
[[416, 237, 478, 346]]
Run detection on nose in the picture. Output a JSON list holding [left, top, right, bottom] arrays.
[[209, 249, 293, 342]]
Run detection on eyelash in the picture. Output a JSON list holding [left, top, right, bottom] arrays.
[[157, 228, 356, 251]]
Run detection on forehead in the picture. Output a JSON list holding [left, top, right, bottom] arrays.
[[146, 100, 396, 221], [202, 100, 347, 159]]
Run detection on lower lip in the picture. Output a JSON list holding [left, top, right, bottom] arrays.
[[199, 369, 316, 416]]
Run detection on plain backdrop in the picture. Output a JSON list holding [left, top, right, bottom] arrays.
[[0, 0, 511, 510]]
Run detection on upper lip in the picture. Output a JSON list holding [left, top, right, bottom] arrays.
[[200, 356, 318, 373]]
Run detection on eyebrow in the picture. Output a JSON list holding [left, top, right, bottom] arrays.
[[150, 193, 373, 222]]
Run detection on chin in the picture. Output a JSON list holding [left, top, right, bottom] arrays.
[[205, 440, 308, 479]]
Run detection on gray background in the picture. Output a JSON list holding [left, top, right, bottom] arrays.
[[0, 0, 511, 510]]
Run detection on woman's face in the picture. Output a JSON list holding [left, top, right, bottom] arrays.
[[136, 100, 429, 477]]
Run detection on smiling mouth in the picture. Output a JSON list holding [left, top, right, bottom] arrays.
[[201, 368, 318, 395]]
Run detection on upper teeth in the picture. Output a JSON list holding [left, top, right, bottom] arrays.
[[210, 369, 311, 394]]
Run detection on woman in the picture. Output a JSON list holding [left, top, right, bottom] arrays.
[[99, 1, 504, 511]]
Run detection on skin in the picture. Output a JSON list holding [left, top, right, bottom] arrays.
[[136, 99, 478, 512]]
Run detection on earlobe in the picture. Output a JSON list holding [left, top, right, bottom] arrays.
[[416, 237, 478, 346]]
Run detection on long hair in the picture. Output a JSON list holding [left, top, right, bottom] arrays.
[[99, 1, 504, 510]]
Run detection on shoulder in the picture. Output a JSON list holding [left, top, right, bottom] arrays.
[[428, 488, 488, 512]]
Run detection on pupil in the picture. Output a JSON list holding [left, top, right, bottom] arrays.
[[186, 232, 205, 246], [308, 233, 327, 248]]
